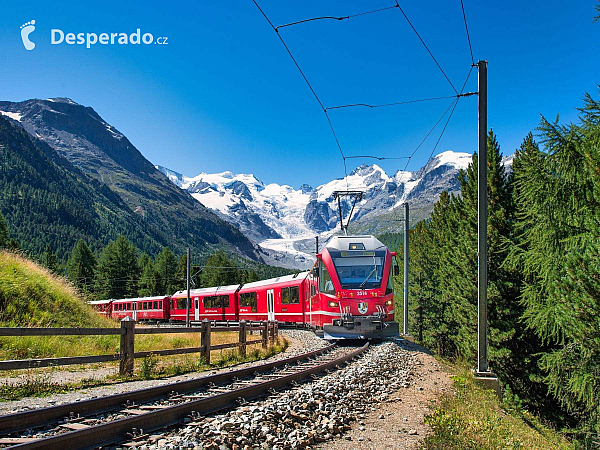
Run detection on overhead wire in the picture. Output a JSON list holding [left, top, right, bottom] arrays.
[[394, 0, 458, 94], [325, 94, 461, 111], [275, 4, 398, 30], [345, 155, 410, 160], [460, 0, 475, 65], [251, 1, 477, 191], [252, 0, 349, 186], [423, 64, 476, 165]]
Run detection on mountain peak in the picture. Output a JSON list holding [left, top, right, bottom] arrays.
[[45, 97, 79, 105]]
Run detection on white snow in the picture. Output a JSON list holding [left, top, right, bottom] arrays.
[[0, 111, 23, 121], [156, 150, 488, 264], [105, 123, 124, 140], [429, 150, 472, 171]]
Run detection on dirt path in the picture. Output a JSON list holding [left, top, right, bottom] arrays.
[[323, 340, 453, 449]]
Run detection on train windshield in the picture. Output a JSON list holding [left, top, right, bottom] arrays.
[[332, 255, 384, 289]]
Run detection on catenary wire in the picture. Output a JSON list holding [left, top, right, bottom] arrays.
[[394, 1, 458, 94], [325, 94, 460, 111], [460, 0, 475, 65], [345, 155, 410, 160], [275, 4, 398, 30], [401, 64, 475, 172], [400, 99, 457, 173], [252, 0, 349, 186]]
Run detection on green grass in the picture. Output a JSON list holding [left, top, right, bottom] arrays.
[[0, 338, 290, 400], [421, 366, 573, 450], [0, 251, 114, 328], [0, 252, 290, 399]]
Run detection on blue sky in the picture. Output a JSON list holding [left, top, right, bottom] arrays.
[[1, 0, 599, 187]]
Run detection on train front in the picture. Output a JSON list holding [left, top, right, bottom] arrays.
[[318, 235, 400, 339]]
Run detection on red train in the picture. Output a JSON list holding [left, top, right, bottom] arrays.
[[89, 235, 399, 339]]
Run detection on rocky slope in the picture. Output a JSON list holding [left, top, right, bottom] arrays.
[[157, 151, 488, 267], [0, 98, 260, 261]]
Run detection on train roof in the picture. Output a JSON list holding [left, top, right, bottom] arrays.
[[111, 295, 169, 303], [239, 271, 309, 291], [324, 235, 387, 252], [87, 299, 111, 305], [172, 284, 241, 297]]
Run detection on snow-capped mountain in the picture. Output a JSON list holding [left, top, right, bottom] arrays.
[[156, 150, 481, 268]]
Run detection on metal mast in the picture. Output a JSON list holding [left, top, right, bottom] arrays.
[[477, 60, 489, 373], [403, 202, 409, 336]]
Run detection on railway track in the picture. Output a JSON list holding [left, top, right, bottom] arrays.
[[0, 343, 368, 449]]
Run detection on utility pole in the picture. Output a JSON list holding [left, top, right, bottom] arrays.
[[477, 60, 490, 374], [403, 202, 409, 336], [186, 247, 191, 327]]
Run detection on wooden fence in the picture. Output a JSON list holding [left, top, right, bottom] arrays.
[[0, 319, 279, 375]]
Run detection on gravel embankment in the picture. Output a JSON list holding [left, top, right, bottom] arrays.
[[145, 339, 416, 449], [0, 329, 326, 416]]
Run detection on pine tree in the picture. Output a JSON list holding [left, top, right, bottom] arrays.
[[512, 92, 600, 435], [0, 212, 8, 249], [95, 235, 139, 299], [67, 239, 96, 294], [138, 254, 160, 297], [201, 250, 240, 287], [154, 247, 178, 295], [41, 243, 58, 273]]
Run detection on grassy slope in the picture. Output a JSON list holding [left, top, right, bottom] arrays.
[[422, 366, 572, 449], [0, 251, 113, 328], [0, 251, 287, 368]]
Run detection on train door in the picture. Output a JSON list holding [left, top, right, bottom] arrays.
[[132, 302, 137, 321], [194, 297, 199, 321], [267, 289, 275, 322]]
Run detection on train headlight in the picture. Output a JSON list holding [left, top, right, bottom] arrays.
[[385, 300, 393, 306], [329, 301, 339, 308]]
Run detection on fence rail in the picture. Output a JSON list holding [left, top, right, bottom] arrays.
[[0, 319, 279, 375]]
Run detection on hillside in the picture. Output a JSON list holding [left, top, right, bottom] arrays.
[[0, 251, 112, 327], [0, 114, 167, 259], [0, 99, 260, 262]]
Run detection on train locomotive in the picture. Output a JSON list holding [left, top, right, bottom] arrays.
[[90, 234, 399, 340]]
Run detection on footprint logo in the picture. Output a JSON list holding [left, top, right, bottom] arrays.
[[20, 20, 36, 50]]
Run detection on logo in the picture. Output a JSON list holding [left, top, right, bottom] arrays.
[[357, 302, 368, 315], [20, 20, 36, 50], [51, 29, 168, 48]]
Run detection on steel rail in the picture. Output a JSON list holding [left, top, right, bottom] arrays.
[[9, 343, 368, 449], [0, 344, 335, 435]]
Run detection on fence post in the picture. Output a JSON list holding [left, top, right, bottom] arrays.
[[119, 317, 135, 376], [261, 321, 268, 349], [270, 321, 275, 342], [239, 320, 247, 358], [201, 319, 211, 365]]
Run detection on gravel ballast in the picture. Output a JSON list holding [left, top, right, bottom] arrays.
[[145, 339, 416, 449]]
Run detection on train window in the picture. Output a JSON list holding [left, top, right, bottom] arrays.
[[176, 298, 187, 309], [282, 286, 300, 304], [195, 299, 198, 309], [319, 261, 336, 295], [386, 272, 394, 295], [311, 285, 316, 297], [290, 286, 299, 304], [349, 243, 366, 250], [240, 292, 257, 312], [332, 255, 384, 290], [222, 295, 230, 308], [204, 296, 220, 308], [281, 288, 290, 305], [153, 301, 158, 309]]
